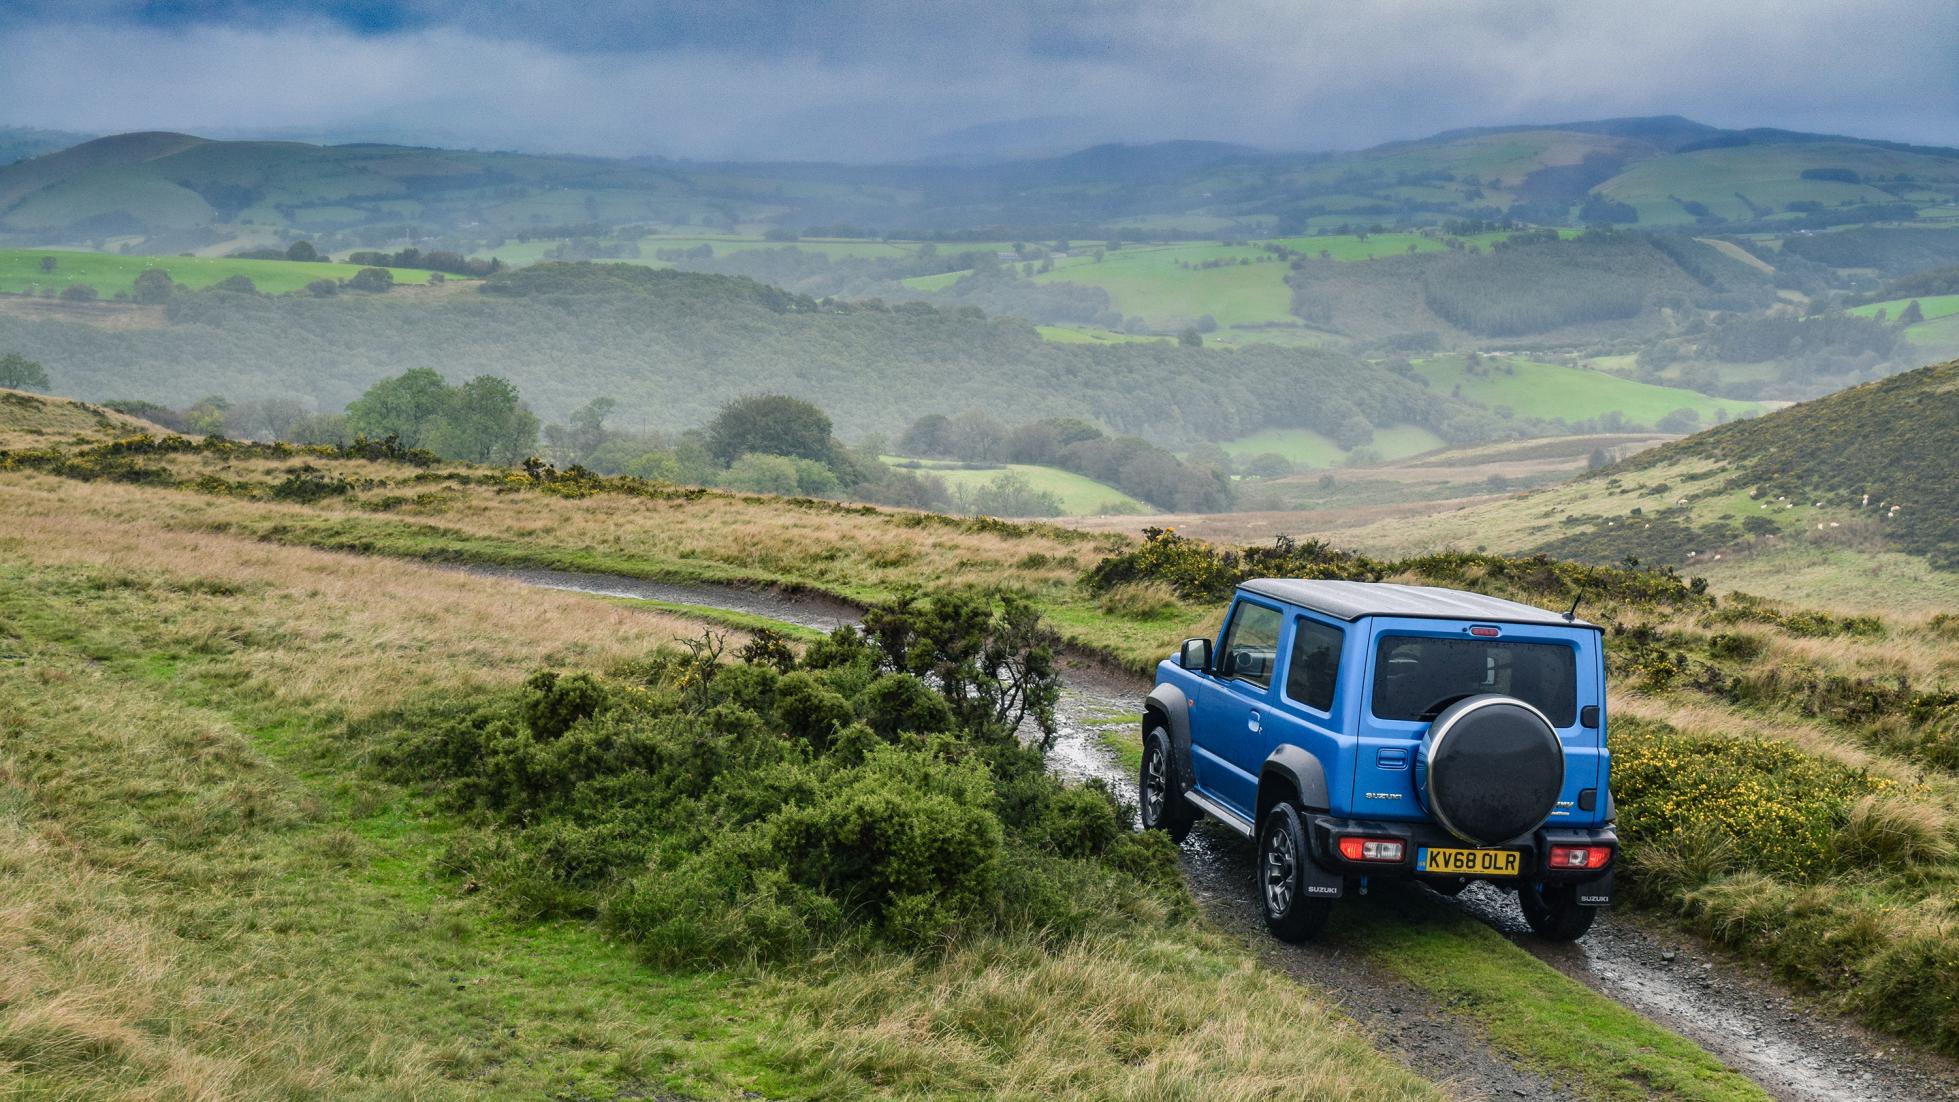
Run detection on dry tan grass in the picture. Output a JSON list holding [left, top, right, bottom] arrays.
[[0, 478, 708, 714], [772, 933, 1440, 1102]]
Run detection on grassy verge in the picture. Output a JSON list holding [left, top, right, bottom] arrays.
[[0, 486, 1447, 1099]]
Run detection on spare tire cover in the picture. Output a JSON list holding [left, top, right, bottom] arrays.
[[1414, 694, 1564, 846]]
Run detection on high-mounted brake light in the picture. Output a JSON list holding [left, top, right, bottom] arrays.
[[1469, 625, 1501, 638], [1338, 836, 1405, 863], [1549, 845, 1612, 870]]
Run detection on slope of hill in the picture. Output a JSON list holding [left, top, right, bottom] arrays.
[[0, 386, 164, 448], [1316, 360, 1959, 610]]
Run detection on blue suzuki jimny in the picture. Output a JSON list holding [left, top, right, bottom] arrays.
[[1141, 579, 1615, 942]]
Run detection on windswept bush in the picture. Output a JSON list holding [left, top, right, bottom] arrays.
[[379, 597, 1177, 967]]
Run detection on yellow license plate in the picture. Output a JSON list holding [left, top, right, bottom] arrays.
[[1417, 847, 1520, 877]]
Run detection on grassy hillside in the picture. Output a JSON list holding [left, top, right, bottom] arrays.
[[0, 261, 1469, 445], [0, 398, 1785, 1100], [1595, 141, 1959, 225], [0, 248, 438, 296], [1412, 354, 1763, 425], [1, 404, 1955, 1073], [0, 386, 161, 448], [1324, 360, 1959, 609]]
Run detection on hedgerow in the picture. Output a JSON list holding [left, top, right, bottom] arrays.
[[376, 591, 1182, 966]]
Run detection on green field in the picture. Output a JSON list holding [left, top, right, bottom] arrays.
[[0, 249, 438, 297], [1412, 355, 1761, 426], [881, 457, 1148, 515], [1220, 423, 1446, 468], [1033, 244, 1294, 328], [1848, 293, 1959, 322], [1904, 312, 1959, 347]]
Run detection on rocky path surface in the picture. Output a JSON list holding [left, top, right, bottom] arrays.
[[479, 565, 1959, 1102]]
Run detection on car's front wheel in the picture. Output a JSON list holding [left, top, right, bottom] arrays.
[[1258, 801, 1333, 942], [1518, 881, 1597, 941], [1139, 727, 1194, 842]]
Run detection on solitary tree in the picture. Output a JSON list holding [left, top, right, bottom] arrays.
[[37, 256, 55, 273], [0, 352, 50, 390], [1179, 326, 1203, 347], [131, 268, 174, 304], [285, 240, 319, 262], [346, 267, 394, 293], [1898, 299, 1926, 326], [705, 394, 833, 465]]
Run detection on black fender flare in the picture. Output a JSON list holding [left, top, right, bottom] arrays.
[[1144, 683, 1194, 793], [1259, 744, 1330, 821]]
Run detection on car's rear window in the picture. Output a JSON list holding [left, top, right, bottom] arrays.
[[1371, 635, 1576, 727]]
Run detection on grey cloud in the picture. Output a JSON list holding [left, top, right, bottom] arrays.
[[0, 1, 1951, 160]]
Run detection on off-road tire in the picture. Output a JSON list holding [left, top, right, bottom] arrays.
[[1258, 801, 1334, 942], [1139, 727, 1194, 843], [1518, 881, 1597, 941]]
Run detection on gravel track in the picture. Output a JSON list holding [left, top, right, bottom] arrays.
[[478, 565, 1959, 1102]]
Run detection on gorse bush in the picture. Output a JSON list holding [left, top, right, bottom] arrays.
[[1610, 718, 1899, 884], [1086, 526, 1709, 612], [380, 594, 1180, 967]]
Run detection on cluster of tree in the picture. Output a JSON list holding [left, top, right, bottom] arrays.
[[1697, 312, 1900, 363], [228, 241, 333, 262], [334, 368, 540, 464], [1416, 232, 1772, 336], [894, 412, 1231, 512], [1776, 228, 1959, 277], [539, 392, 957, 511], [343, 247, 501, 277]]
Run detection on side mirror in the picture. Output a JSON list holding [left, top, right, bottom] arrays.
[[1179, 637, 1212, 672]]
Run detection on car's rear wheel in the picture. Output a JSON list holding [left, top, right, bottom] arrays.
[[1139, 727, 1194, 842], [1518, 881, 1597, 941], [1258, 801, 1333, 942]]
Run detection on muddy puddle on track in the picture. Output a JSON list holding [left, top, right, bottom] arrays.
[[479, 565, 1958, 1102]]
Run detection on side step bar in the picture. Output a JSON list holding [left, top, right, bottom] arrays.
[[1183, 790, 1254, 837]]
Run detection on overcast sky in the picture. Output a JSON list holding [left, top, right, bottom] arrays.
[[1, 1, 1953, 161]]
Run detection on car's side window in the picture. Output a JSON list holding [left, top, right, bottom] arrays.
[[1285, 617, 1343, 713], [1217, 602, 1282, 690]]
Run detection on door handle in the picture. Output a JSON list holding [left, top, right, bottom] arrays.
[[1248, 711, 1262, 733]]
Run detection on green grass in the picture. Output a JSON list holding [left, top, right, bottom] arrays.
[[1848, 293, 1959, 322], [882, 457, 1150, 515], [0, 248, 438, 297], [1219, 424, 1445, 468], [1032, 244, 1296, 329], [1412, 355, 1761, 426], [1345, 902, 1764, 1102], [1905, 312, 1959, 347]]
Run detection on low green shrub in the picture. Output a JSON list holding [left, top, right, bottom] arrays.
[[379, 594, 1182, 967]]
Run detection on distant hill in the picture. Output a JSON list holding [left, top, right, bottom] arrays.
[[0, 126, 90, 169], [2, 117, 1954, 244]]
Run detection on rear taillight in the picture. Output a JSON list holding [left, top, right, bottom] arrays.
[[1337, 836, 1405, 863], [1549, 844, 1612, 870]]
